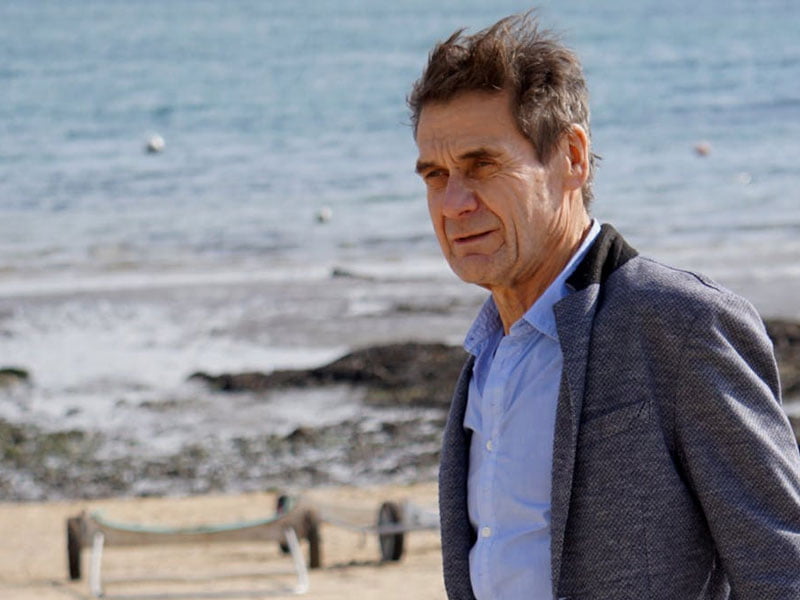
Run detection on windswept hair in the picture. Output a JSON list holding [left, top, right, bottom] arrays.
[[408, 13, 598, 206]]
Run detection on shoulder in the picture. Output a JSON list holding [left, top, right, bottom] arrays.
[[609, 254, 733, 304], [592, 255, 775, 377], [604, 254, 765, 331]]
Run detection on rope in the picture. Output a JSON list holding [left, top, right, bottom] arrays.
[[89, 510, 286, 536]]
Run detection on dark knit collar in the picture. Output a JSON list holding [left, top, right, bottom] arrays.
[[566, 223, 638, 292]]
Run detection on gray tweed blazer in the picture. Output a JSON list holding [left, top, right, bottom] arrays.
[[438, 224, 800, 599]]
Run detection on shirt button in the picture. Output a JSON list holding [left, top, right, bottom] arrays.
[[481, 526, 492, 538], [485, 440, 493, 451]]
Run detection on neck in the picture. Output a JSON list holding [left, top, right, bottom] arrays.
[[493, 218, 592, 334]]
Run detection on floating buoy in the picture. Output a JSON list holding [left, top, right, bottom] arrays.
[[693, 141, 711, 157], [315, 206, 333, 223], [146, 134, 165, 154]]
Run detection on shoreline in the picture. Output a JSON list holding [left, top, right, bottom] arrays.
[[2, 318, 799, 503], [0, 257, 798, 320]]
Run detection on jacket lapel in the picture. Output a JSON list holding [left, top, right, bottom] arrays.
[[548, 223, 638, 594], [550, 285, 600, 595]]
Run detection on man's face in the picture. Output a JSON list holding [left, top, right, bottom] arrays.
[[415, 90, 580, 296]]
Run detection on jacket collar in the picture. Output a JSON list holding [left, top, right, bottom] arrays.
[[566, 223, 638, 291]]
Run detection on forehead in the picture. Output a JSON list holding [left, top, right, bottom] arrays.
[[417, 92, 521, 146], [415, 90, 530, 159]]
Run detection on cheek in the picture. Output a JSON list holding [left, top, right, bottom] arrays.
[[427, 196, 450, 247], [426, 193, 439, 223], [427, 195, 441, 225], [503, 199, 548, 257], [487, 185, 526, 235]]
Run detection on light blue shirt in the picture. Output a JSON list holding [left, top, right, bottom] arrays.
[[463, 220, 601, 600]]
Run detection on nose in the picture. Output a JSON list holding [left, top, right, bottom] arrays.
[[442, 173, 478, 218]]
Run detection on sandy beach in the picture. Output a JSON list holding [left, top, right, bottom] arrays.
[[0, 481, 444, 600]]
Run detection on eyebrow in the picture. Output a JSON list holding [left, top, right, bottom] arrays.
[[460, 147, 501, 162], [415, 147, 501, 175], [414, 159, 436, 175]]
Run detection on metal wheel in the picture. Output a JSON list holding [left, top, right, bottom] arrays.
[[67, 517, 82, 580], [305, 511, 322, 569], [377, 501, 404, 561], [276, 494, 292, 554]]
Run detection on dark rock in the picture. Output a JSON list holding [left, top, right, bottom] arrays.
[[0, 367, 30, 387], [188, 342, 468, 408], [766, 319, 800, 349], [311, 342, 466, 389], [188, 371, 273, 392], [139, 398, 186, 412], [381, 422, 399, 435], [190, 324, 797, 405], [286, 426, 314, 444], [765, 319, 800, 400], [330, 267, 375, 281], [393, 300, 456, 314]]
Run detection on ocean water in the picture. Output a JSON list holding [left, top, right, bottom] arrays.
[[2, 0, 798, 284], [1, 0, 799, 497]]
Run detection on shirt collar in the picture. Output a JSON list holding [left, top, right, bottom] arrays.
[[522, 219, 601, 340], [464, 219, 602, 353], [464, 295, 503, 357]]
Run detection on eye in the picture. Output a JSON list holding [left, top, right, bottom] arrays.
[[422, 169, 448, 186], [471, 159, 497, 176]]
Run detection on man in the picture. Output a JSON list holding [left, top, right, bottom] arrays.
[[409, 13, 800, 600]]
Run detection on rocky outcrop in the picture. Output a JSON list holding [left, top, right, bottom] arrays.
[[190, 342, 468, 408]]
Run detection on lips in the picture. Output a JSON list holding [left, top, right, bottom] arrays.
[[445, 219, 501, 253], [453, 230, 493, 244]]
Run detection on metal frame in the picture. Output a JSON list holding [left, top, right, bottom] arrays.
[[67, 503, 319, 599], [86, 527, 308, 598], [319, 500, 439, 562]]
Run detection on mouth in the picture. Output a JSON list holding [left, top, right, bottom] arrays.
[[452, 230, 495, 246]]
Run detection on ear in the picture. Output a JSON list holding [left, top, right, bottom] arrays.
[[562, 124, 590, 192]]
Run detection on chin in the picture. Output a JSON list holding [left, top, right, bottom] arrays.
[[449, 259, 497, 287], [447, 243, 510, 285]]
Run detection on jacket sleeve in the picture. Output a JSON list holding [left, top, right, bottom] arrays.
[[670, 292, 800, 598]]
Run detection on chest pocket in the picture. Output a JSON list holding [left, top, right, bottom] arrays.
[[577, 400, 648, 447]]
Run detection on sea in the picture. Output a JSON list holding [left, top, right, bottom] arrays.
[[1, 0, 799, 499]]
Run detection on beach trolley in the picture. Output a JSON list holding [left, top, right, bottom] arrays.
[[66, 498, 321, 598], [316, 499, 439, 562]]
